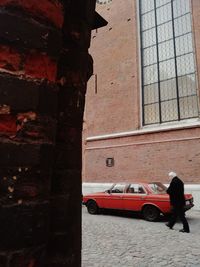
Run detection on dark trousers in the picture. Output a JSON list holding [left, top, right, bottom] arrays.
[[168, 206, 190, 231]]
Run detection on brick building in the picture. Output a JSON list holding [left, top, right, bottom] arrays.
[[0, 1, 107, 266], [83, 0, 200, 185]]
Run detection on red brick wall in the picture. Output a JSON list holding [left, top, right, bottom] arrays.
[[84, 127, 200, 184], [83, 0, 200, 184], [85, 0, 140, 136], [0, 1, 63, 266], [0, 0, 95, 266]]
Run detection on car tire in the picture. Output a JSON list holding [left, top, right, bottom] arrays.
[[87, 200, 99, 215], [142, 205, 160, 221]]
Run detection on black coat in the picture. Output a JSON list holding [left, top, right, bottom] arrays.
[[166, 176, 185, 207]]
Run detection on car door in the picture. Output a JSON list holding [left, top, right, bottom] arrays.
[[123, 184, 147, 211], [104, 183, 126, 210]]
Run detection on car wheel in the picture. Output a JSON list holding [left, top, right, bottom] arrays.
[[87, 200, 99, 215], [142, 205, 160, 221]]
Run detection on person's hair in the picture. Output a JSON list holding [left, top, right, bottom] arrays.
[[168, 171, 177, 178]]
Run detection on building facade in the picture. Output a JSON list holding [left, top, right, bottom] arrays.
[[83, 0, 200, 184]]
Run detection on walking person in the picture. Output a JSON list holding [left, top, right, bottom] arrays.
[[166, 171, 190, 233]]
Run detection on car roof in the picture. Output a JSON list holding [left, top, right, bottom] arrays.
[[111, 182, 152, 185]]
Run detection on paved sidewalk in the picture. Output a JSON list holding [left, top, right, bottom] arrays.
[[82, 207, 200, 267]]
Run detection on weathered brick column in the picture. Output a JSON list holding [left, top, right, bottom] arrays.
[[46, 1, 95, 266], [0, 1, 64, 266], [0, 0, 103, 266]]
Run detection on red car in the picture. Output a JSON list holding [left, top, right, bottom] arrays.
[[82, 182, 194, 221]]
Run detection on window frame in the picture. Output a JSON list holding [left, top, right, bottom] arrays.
[[139, 0, 199, 126]]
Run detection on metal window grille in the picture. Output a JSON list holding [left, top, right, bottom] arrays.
[[139, 0, 199, 125]]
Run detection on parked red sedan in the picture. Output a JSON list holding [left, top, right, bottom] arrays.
[[82, 182, 194, 221]]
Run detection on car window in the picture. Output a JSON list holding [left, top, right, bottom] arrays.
[[127, 184, 145, 194], [149, 182, 167, 194], [111, 184, 126, 193]]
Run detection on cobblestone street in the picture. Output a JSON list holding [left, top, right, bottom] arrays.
[[82, 207, 200, 267]]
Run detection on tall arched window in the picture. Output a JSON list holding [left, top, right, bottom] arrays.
[[139, 0, 199, 125]]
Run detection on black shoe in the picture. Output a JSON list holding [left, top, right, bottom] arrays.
[[179, 229, 190, 233], [165, 223, 173, 229]]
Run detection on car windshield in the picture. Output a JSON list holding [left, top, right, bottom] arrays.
[[148, 182, 167, 194], [110, 183, 126, 193]]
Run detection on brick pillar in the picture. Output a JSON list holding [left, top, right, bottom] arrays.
[[0, 0, 98, 266], [46, 1, 95, 266], [0, 1, 64, 266]]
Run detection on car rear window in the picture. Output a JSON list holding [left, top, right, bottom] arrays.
[[149, 182, 167, 194]]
